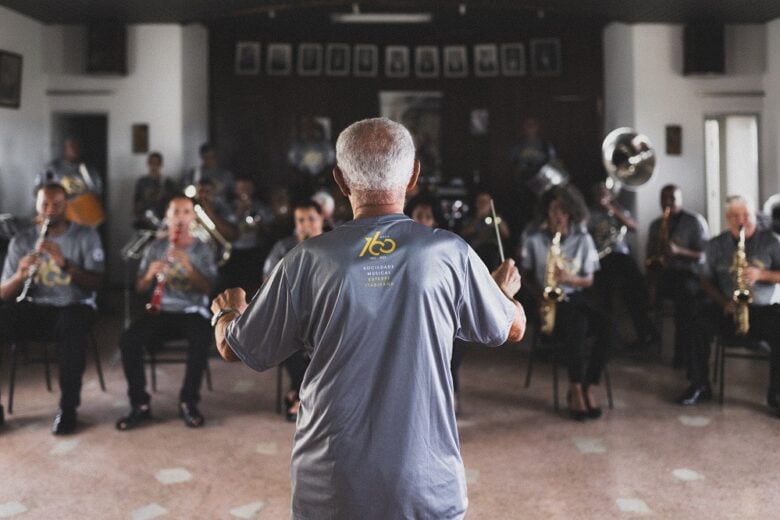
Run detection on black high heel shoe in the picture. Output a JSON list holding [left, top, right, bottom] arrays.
[[583, 385, 602, 419], [566, 391, 587, 422]]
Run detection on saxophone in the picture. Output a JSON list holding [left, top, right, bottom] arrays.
[[540, 231, 566, 335], [731, 225, 752, 336], [646, 206, 671, 270]]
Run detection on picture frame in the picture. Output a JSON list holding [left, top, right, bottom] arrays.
[[530, 38, 562, 77], [385, 46, 410, 78], [500, 43, 526, 76], [132, 123, 149, 154], [443, 46, 468, 78], [325, 43, 351, 76], [415, 46, 439, 78], [234, 41, 261, 75], [0, 50, 23, 109], [473, 44, 499, 77], [266, 43, 292, 76], [353, 44, 378, 77], [666, 125, 682, 155], [297, 43, 323, 76]]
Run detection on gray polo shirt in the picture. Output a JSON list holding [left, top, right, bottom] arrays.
[[702, 229, 780, 306], [2, 222, 104, 307], [226, 214, 516, 520], [646, 209, 709, 275], [139, 238, 218, 318], [521, 226, 600, 295]]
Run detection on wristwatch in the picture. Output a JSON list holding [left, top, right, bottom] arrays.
[[211, 308, 240, 328]]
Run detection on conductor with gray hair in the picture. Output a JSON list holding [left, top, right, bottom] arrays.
[[211, 117, 526, 518]]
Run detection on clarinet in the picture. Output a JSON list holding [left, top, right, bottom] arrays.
[[145, 225, 183, 315], [16, 217, 52, 303]]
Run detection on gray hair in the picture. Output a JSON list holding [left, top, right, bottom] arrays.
[[335, 117, 416, 191], [725, 194, 756, 214]]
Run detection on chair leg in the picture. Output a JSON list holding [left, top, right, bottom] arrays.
[[276, 365, 283, 415], [150, 351, 157, 392], [524, 332, 537, 389], [90, 333, 106, 392], [718, 340, 726, 405], [552, 341, 559, 412], [8, 342, 18, 415], [43, 342, 52, 392], [205, 360, 213, 391], [604, 366, 614, 410], [712, 338, 720, 384]]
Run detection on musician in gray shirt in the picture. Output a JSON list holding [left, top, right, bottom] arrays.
[[212, 118, 525, 519], [696, 195, 780, 416], [0, 183, 104, 435]]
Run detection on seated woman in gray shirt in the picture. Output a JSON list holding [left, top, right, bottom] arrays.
[[521, 185, 615, 421]]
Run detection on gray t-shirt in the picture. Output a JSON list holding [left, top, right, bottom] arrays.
[[702, 229, 780, 306], [2, 222, 104, 307], [36, 160, 103, 197], [646, 209, 709, 274], [262, 235, 299, 279], [139, 238, 218, 317], [521, 226, 600, 295], [226, 214, 516, 520]]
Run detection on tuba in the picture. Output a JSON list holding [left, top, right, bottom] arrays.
[[540, 231, 566, 335], [731, 226, 752, 336]]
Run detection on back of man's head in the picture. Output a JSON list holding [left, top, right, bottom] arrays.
[[335, 117, 415, 192]]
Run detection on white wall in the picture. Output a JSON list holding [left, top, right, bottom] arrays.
[[603, 23, 766, 260], [0, 6, 46, 216]]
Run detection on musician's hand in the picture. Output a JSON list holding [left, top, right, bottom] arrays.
[[491, 259, 521, 298], [146, 260, 168, 279], [17, 254, 41, 278], [38, 240, 65, 267], [722, 301, 737, 316], [168, 249, 193, 272], [554, 266, 576, 285], [211, 288, 248, 316], [741, 267, 761, 286], [668, 241, 681, 257]]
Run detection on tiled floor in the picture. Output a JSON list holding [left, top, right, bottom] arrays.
[[1, 312, 778, 519]]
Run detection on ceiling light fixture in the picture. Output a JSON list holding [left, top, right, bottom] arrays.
[[331, 12, 433, 24], [459, 3, 466, 16]]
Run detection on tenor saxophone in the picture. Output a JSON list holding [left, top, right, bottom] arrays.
[[540, 231, 566, 335], [731, 225, 752, 336]]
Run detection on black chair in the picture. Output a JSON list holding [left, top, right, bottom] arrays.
[[7, 331, 105, 414], [524, 327, 614, 412], [712, 335, 770, 405], [145, 338, 213, 393]]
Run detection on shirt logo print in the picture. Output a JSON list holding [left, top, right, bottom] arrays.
[[359, 231, 397, 257]]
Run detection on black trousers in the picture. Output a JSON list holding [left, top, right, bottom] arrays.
[[2, 302, 94, 410], [694, 304, 780, 397], [282, 350, 308, 395], [553, 292, 614, 385], [657, 269, 706, 368], [119, 312, 211, 406], [593, 252, 655, 341]]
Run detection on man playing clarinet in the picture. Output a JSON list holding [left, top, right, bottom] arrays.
[[116, 194, 217, 430]]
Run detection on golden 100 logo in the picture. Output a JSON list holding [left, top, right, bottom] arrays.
[[359, 231, 397, 257]]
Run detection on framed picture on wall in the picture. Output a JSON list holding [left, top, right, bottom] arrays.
[[326, 43, 351, 76], [267, 43, 292, 76], [473, 44, 499, 77], [530, 38, 562, 76], [234, 42, 261, 75], [298, 43, 323, 76], [415, 46, 439, 78], [0, 50, 23, 109], [501, 43, 526, 76], [385, 46, 410, 78], [443, 46, 468, 78], [132, 123, 149, 154], [354, 44, 378, 77]]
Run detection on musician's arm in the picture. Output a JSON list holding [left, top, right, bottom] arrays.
[[607, 204, 637, 232], [0, 272, 24, 301], [669, 242, 703, 261], [62, 262, 101, 291], [755, 269, 780, 284], [214, 313, 240, 362], [0, 240, 37, 301]]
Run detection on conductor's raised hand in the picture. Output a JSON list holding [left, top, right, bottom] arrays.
[[491, 258, 521, 298], [211, 287, 249, 316]]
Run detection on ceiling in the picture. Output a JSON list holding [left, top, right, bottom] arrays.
[[1, 0, 779, 25]]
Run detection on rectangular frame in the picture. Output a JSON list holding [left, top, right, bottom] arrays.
[[530, 38, 562, 77], [266, 43, 293, 76], [385, 46, 410, 78], [353, 44, 378, 77], [297, 43, 323, 76], [234, 41, 261, 75], [473, 44, 499, 77], [500, 43, 526, 76], [0, 50, 23, 109], [415, 46, 440, 78], [443, 46, 468, 78], [325, 43, 351, 76], [132, 123, 149, 154]]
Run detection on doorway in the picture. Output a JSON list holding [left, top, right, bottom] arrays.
[[704, 114, 759, 235]]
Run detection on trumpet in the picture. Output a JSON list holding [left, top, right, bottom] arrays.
[[16, 217, 52, 303], [731, 225, 752, 336], [540, 231, 566, 335]]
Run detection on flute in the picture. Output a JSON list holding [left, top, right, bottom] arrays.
[[16, 217, 52, 303]]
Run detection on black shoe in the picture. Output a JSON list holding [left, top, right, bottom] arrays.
[[52, 408, 77, 435], [116, 405, 152, 431], [0, 404, 4, 426], [179, 402, 205, 428], [676, 385, 712, 406], [566, 391, 587, 422]]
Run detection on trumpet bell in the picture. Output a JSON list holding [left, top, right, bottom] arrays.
[[602, 127, 655, 190]]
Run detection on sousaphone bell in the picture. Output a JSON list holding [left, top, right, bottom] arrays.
[[601, 127, 655, 191]]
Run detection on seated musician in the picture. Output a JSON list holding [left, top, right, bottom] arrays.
[[694, 195, 780, 416], [0, 183, 104, 434], [263, 200, 324, 421], [34, 137, 103, 228], [182, 143, 235, 209], [520, 185, 614, 421], [132, 151, 178, 229], [116, 195, 218, 430]]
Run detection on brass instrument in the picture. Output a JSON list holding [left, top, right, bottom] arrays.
[[540, 231, 566, 335], [593, 218, 627, 259], [192, 203, 232, 266], [646, 206, 671, 270], [601, 128, 655, 191], [731, 225, 752, 336], [16, 217, 52, 303]]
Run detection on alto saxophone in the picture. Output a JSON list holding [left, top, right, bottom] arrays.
[[646, 206, 671, 270], [731, 225, 752, 336], [540, 231, 566, 335]]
